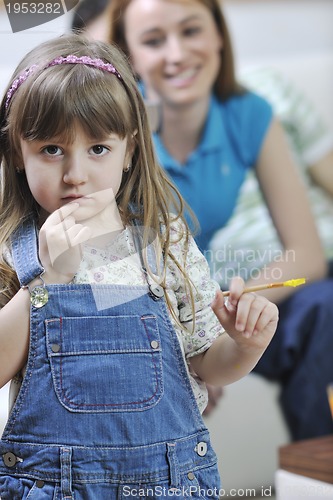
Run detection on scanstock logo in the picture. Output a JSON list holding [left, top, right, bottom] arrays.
[[4, 1, 79, 33]]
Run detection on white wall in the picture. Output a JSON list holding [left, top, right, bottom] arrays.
[[223, 0, 333, 65], [0, 0, 71, 93], [223, 0, 333, 130]]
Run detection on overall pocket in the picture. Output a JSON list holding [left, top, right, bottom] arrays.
[[46, 315, 163, 412], [0, 476, 57, 499]]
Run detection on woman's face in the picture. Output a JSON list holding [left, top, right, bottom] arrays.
[[124, 0, 223, 106]]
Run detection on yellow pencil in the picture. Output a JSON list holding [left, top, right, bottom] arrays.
[[222, 278, 306, 297]]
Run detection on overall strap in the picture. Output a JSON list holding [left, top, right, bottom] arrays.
[[10, 218, 44, 286]]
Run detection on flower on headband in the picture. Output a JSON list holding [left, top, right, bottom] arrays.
[[46, 55, 122, 80], [5, 65, 38, 109]]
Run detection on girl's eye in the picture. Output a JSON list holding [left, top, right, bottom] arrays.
[[91, 145, 109, 156], [42, 145, 62, 156]]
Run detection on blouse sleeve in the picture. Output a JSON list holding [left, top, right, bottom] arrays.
[[166, 222, 225, 360]]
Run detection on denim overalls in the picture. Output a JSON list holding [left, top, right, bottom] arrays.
[[0, 220, 221, 499]]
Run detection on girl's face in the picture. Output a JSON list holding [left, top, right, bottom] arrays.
[[124, 0, 223, 106], [20, 124, 131, 222]]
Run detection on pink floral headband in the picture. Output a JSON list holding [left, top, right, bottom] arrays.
[[5, 55, 123, 109]]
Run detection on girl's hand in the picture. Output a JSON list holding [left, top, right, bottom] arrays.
[[211, 277, 279, 351], [38, 202, 92, 283]]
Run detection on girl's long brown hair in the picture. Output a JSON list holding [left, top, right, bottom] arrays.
[[0, 34, 196, 323]]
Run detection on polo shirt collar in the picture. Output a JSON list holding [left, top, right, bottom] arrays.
[[153, 95, 226, 171]]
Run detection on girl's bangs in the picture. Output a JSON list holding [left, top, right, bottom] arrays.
[[16, 65, 131, 142]]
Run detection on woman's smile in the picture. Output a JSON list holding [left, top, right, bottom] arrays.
[[166, 66, 200, 88]]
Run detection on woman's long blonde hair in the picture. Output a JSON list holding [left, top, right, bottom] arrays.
[[107, 0, 244, 100], [0, 34, 195, 321]]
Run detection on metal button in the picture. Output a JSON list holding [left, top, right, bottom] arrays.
[[51, 344, 60, 353], [150, 340, 159, 349], [3, 452, 17, 468], [195, 441, 208, 457], [30, 285, 49, 308], [149, 285, 164, 299], [187, 472, 195, 480], [36, 480, 45, 488]]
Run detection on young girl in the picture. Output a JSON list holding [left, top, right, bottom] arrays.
[[0, 34, 278, 498]]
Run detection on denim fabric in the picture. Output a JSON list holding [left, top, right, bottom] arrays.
[[0, 220, 221, 499]]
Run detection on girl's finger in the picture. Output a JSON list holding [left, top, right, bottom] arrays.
[[60, 215, 76, 231], [253, 302, 279, 335], [242, 295, 267, 337], [211, 290, 228, 322], [44, 202, 80, 227], [66, 225, 92, 247], [227, 276, 245, 307], [58, 202, 80, 221], [234, 292, 256, 333]]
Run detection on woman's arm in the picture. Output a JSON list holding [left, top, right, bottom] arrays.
[[190, 277, 278, 386], [248, 119, 327, 303], [308, 149, 333, 197]]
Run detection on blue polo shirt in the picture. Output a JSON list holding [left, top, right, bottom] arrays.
[[152, 93, 273, 252]]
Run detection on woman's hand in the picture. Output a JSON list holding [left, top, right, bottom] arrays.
[[38, 202, 92, 283], [211, 277, 279, 351]]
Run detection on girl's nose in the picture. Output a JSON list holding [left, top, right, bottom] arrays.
[[63, 157, 87, 185]]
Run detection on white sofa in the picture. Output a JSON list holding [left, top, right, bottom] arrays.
[[204, 374, 290, 492]]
